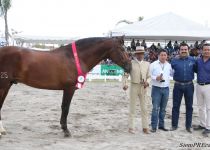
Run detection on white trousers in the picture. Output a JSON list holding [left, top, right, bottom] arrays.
[[129, 83, 149, 129], [196, 84, 210, 130]]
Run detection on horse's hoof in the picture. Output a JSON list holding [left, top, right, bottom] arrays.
[[64, 132, 71, 137], [0, 129, 6, 135], [1, 131, 6, 135], [64, 130, 71, 137]]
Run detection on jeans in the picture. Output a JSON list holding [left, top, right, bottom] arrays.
[[151, 86, 169, 129], [172, 82, 194, 128]]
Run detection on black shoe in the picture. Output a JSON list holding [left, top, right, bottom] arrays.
[[202, 129, 210, 137], [186, 128, 193, 133], [150, 128, 156, 133], [158, 127, 169, 131], [170, 127, 177, 131], [193, 125, 205, 130]]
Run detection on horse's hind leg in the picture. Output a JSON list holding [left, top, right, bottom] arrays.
[[0, 85, 12, 136], [60, 88, 75, 137]]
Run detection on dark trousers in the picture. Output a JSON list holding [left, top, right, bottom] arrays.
[[172, 82, 194, 128]]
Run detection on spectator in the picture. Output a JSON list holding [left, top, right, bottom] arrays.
[[127, 46, 131, 52], [194, 41, 199, 49], [167, 41, 173, 54], [141, 39, 147, 49], [150, 43, 157, 51], [173, 41, 179, 51], [190, 44, 193, 49], [167, 41, 172, 48], [156, 43, 162, 50], [131, 39, 136, 51], [198, 40, 206, 49], [136, 40, 140, 46]]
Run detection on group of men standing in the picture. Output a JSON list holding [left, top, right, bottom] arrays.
[[122, 43, 210, 137]]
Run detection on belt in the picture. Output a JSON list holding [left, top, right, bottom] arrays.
[[198, 82, 210, 86], [153, 86, 168, 89], [175, 81, 193, 85]]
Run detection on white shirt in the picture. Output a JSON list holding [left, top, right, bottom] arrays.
[[150, 60, 173, 87]]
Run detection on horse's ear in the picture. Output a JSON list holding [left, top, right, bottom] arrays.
[[115, 35, 125, 45]]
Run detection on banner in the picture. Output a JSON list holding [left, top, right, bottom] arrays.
[[100, 65, 124, 76]]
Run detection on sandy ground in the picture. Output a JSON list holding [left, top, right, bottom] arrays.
[[0, 81, 209, 150]]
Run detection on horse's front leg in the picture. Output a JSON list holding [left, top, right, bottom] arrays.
[[60, 88, 75, 137]]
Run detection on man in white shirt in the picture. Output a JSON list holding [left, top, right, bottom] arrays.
[[150, 49, 173, 132]]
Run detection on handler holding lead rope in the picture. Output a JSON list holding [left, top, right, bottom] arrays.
[[122, 46, 151, 134]]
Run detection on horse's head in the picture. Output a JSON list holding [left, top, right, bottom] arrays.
[[108, 36, 131, 73]]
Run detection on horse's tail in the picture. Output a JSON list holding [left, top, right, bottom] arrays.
[[0, 47, 21, 87]]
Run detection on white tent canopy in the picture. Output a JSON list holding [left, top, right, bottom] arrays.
[[111, 12, 210, 41]]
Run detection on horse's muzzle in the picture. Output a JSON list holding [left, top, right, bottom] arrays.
[[124, 62, 132, 73]]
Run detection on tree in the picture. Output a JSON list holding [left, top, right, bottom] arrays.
[[115, 19, 133, 26], [0, 0, 12, 45], [116, 16, 144, 26], [138, 16, 144, 21], [0, 0, 2, 16]]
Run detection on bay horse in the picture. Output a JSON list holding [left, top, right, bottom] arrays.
[[0, 36, 131, 137]]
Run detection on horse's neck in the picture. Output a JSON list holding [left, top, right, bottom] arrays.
[[80, 45, 110, 73]]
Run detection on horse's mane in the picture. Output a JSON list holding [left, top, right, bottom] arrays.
[[76, 37, 110, 46], [52, 37, 110, 52]]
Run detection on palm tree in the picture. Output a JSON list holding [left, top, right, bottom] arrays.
[[0, 0, 12, 45], [115, 19, 133, 26], [0, 0, 2, 16], [138, 16, 144, 21], [116, 16, 144, 26]]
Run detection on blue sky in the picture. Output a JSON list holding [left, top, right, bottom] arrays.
[[0, 0, 210, 38]]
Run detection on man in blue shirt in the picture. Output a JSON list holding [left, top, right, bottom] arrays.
[[171, 43, 196, 133], [193, 43, 210, 137]]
